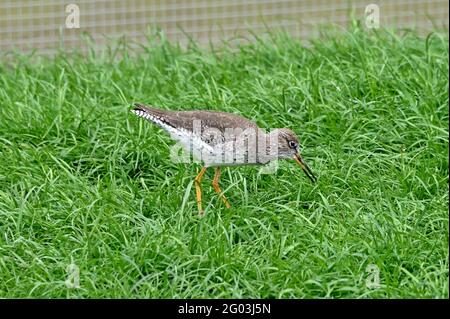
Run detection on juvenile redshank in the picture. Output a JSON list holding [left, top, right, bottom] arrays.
[[131, 103, 316, 215]]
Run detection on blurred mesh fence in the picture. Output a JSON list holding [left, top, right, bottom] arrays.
[[0, 0, 448, 54]]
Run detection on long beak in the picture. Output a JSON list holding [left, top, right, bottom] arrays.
[[294, 153, 317, 183]]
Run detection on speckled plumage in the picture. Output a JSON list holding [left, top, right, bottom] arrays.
[[131, 102, 316, 214], [132, 103, 262, 145]]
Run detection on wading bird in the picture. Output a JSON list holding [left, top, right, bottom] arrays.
[[131, 103, 316, 215]]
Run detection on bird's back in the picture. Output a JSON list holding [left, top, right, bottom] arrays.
[[132, 103, 263, 145], [133, 103, 259, 129], [132, 103, 279, 167]]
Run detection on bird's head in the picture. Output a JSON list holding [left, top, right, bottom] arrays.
[[270, 128, 317, 183]]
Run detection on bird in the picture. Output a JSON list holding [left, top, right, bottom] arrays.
[[131, 102, 316, 215]]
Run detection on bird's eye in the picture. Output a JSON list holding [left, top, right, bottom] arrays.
[[288, 141, 298, 149]]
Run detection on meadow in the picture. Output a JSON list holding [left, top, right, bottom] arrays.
[[0, 26, 448, 298]]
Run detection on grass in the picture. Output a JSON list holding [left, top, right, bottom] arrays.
[[0, 25, 448, 298]]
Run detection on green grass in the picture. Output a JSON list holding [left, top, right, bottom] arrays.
[[0, 26, 448, 298]]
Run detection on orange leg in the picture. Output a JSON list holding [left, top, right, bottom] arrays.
[[212, 167, 231, 208], [194, 167, 207, 215]]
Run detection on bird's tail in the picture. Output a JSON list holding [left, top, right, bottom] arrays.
[[131, 102, 178, 132], [132, 102, 161, 115], [131, 102, 170, 119], [131, 102, 155, 120]]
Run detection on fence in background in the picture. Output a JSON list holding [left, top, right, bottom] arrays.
[[0, 0, 448, 54]]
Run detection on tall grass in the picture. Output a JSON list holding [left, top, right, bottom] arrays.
[[0, 26, 448, 298]]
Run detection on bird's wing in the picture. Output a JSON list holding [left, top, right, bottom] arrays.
[[131, 103, 262, 146]]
